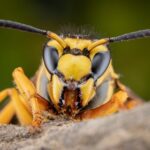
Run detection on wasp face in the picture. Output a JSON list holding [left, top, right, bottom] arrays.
[[43, 38, 111, 116]]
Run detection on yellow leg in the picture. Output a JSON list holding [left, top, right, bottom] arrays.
[[12, 67, 49, 127], [116, 80, 143, 109], [77, 90, 128, 120], [0, 89, 15, 124], [0, 89, 9, 103], [10, 89, 32, 125], [0, 88, 32, 125], [0, 101, 15, 124]]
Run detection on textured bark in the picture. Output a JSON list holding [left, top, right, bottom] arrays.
[[0, 103, 150, 150]]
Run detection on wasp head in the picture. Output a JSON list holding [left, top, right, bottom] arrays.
[[43, 37, 111, 116]]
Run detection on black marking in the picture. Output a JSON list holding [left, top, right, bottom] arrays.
[[70, 48, 83, 55], [55, 70, 93, 86], [63, 46, 70, 54], [82, 48, 90, 57], [55, 70, 65, 80], [79, 74, 93, 84], [63, 47, 90, 57], [75, 88, 82, 110], [59, 87, 66, 107]]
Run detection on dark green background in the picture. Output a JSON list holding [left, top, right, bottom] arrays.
[[0, 0, 149, 100]]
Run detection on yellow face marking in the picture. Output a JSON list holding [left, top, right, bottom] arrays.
[[49, 75, 63, 107], [57, 54, 91, 81], [80, 78, 95, 106]]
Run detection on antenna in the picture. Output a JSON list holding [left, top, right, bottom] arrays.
[[88, 29, 150, 50], [109, 29, 150, 43], [0, 19, 67, 48]]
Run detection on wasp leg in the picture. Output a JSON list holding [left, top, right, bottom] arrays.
[[0, 89, 16, 124], [12, 67, 49, 127], [10, 89, 33, 125], [77, 90, 128, 120], [0, 88, 32, 125], [0, 100, 15, 124], [116, 80, 143, 109]]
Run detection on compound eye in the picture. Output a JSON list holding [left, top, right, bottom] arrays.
[[92, 51, 111, 80], [43, 46, 59, 74]]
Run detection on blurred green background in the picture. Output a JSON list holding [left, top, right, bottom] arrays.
[[0, 0, 149, 100]]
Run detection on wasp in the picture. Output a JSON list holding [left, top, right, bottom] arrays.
[[0, 20, 149, 127]]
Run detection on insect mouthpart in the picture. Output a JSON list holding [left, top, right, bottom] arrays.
[[58, 81, 82, 116]]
